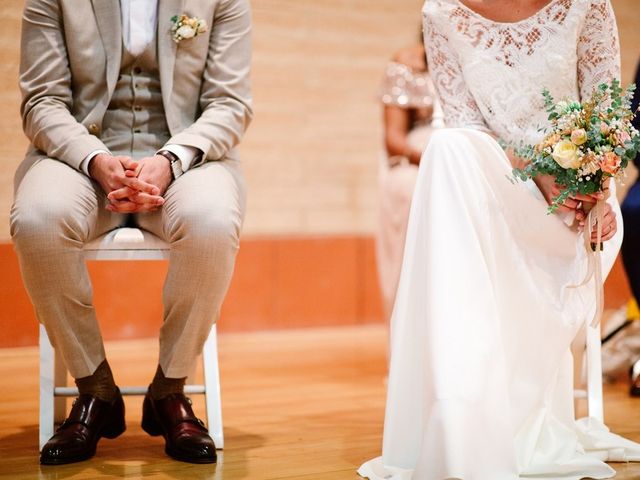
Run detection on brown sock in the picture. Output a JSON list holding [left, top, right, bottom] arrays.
[[75, 359, 118, 402], [149, 365, 186, 400]]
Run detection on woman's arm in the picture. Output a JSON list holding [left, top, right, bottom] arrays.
[[532, 1, 620, 218], [422, 8, 488, 130], [383, 105, 423, 165], [380, 50, 433, 166], [573, 0, 621, 236], [577, 0, 621, 100]]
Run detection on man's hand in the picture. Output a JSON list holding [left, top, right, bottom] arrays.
[[135, 154, 173, 195], [107, 155, 172, 213], [89, 153, 164, 213]]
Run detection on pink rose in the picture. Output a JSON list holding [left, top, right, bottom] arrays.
[[600, 152, 621, 174], [616, 130, 631, 145], [600, 122, 610, 135], [570, 128, 587, 145]]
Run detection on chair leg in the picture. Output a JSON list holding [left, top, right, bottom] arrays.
[[586, 322, 604, 422], [203, 325, 224, 449], [39, 325, 55, 451]]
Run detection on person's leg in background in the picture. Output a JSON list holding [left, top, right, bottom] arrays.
[[621, 178, 640, 396], [619, 60, 640, 397]]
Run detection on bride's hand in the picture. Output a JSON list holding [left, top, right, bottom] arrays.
[[533, 174, 604, 214], [505, 148, 528, 170], [575, 202, 617, 242]]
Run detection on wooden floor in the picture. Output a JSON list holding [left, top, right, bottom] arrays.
[[0, 325, 639, 480]]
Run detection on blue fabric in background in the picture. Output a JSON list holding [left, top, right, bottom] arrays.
[[620, 61, 640, 301]]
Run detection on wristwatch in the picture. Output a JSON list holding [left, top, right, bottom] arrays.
[[157, 149, 183, 180]]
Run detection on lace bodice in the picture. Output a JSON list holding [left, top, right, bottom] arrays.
[[422, 0, 620, 145]]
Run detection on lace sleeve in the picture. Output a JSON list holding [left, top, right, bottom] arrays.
[[577, 0, 620, 100], [422, 8, 488, 131]]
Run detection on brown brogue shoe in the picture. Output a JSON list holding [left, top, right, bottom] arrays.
[[141, 390, 216, 463], [40, 388, 125, 465]]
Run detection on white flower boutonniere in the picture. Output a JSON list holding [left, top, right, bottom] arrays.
[[170, 15, 208, 43]]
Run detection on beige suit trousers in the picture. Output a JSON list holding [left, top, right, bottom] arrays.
[[10, 158, 246, 378]]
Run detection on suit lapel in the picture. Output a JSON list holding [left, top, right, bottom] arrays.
[[91, 0, 122, 94], [158, 0, 185, 122]]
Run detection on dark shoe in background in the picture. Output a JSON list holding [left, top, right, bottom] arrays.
[[631, 359, 640, 397], [40, 388, 126, 465], [142, 389, 217, 463]]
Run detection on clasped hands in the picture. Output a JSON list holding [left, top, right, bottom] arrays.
[[534, 174, 617, 243], [89, 153, 172, 213]]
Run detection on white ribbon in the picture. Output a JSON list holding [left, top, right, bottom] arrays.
[[568, 199, 604, 328], [568, 200, 606, 422]]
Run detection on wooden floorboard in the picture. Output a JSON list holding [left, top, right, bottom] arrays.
[[0, 325, 638, 479]]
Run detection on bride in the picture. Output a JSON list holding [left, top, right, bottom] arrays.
[[359, 0, 640, 479]]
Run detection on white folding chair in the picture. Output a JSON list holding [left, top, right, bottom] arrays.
[[39, 227, 224, 450], [572, 320, 604, 423]]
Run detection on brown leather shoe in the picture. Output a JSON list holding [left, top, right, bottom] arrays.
[[141, 390, 216, 463], [40, 389, 125, 465]]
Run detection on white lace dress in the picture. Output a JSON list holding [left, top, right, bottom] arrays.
[[359, 0, 640, 479]]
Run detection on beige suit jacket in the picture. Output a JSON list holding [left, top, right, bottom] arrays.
[[17, 0, 253, 187]]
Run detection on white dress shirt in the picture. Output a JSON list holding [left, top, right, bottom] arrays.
[[121, 0, 158, 57], [81, 0, 200, 175]]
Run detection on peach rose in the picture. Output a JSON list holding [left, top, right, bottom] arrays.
[[600, 152, 621, 174], [570, 128, 588, 145]]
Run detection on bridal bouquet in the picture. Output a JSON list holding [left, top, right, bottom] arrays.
[[513, 80, 639, 213], [513, 80, 639, 327]]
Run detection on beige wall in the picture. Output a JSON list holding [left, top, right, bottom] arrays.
[[0, 0, 638, 241], [0, 2, 23, 243], [241, 0, 424, 235]]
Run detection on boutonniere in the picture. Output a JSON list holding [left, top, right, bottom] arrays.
[[170, 15, 208, 43]]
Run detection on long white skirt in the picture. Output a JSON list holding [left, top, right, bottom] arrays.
[[377, 125, 437, 318], [359, 129, 640, 480]]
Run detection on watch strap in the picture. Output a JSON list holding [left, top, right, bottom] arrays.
[[157, 149, 183, 179]]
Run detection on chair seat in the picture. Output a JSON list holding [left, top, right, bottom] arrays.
[[83, 227, 169, 260]]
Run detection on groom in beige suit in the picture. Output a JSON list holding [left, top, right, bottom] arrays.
[[11, 0, 251, 465]]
